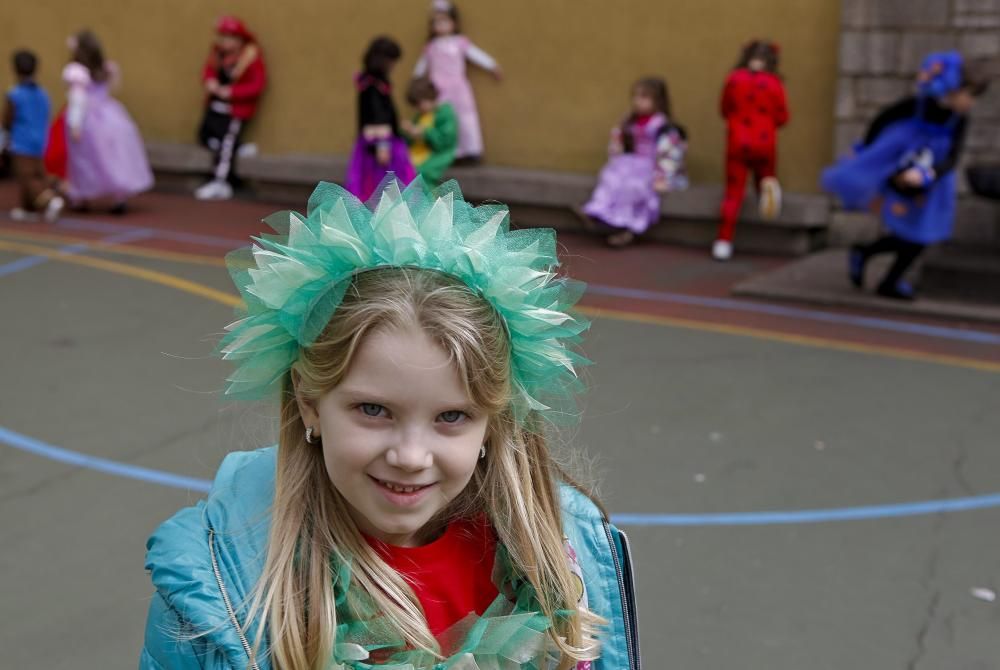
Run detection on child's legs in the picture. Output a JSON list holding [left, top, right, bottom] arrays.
[[718, 153, 749, 242], [751, 149, 778, 191], [199, 110, 244, 184], [212, 118, 244, 184], [12, 154, 56, 211], [880, 237, 925, 288], [856, 234, 925, 286]]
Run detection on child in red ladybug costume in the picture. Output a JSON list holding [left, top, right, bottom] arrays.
[[715, 40, 789, 261], [194, 16, 267, 201]]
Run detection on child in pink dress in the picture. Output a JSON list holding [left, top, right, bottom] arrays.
[[62, 30, 152, 213], [413, 0, 501, 162]]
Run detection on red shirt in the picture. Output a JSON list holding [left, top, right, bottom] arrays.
[[368, 517, 499, 638], [720, 68, 789, 155]]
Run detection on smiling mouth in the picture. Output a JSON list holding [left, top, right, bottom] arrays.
[[370, 476, 435, 494]]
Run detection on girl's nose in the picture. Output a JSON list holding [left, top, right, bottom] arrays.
[[385, 432, 433, 471]]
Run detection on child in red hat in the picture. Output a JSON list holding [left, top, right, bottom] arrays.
[[195, 16, 267, 201]]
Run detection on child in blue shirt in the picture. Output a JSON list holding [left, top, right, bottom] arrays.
[[3, 50, 64, 221]]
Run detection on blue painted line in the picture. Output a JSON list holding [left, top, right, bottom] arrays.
[[0, 242, 90, 277], [610, 494, 1000, 526], [0, 426, 212, 493], [586, 283, 1000, 346], [4, 424, 1000, 525], [0, 254, 52, 277], [0, 229, 154, 278]]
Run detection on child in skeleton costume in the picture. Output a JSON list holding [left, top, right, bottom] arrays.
[[195, 16, 267, 201]]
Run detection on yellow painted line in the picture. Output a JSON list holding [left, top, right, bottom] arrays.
[[0, 239, 242, 308], [0, 235, 995, 374], [0, 228, 229, 267], [578, 305, 1000, 375]]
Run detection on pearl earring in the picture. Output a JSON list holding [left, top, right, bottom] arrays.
[[305, 427, 318, 444]]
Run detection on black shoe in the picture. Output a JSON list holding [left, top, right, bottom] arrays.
[[109, 202, 127, 216], [876, 280, 916, 301], [848, 245, 866, 288]]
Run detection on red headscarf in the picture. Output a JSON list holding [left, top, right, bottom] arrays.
[[216, 16, 255, 43]]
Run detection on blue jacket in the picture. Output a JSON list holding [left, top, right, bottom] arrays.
[[141, 447, 641, 670]]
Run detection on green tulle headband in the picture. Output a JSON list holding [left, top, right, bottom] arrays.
[[218, 177, 590, 424]]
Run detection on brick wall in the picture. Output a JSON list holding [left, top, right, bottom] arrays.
[[835, 0, 1000, 190]]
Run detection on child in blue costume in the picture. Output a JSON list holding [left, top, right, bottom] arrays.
[[822, 52, 989, 300]]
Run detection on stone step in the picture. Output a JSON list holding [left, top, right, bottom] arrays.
[[145, 141, 830, 255], [827, 198, 1000, 248], [921, 246, 1000, 304], [733, 249, 1000, 325]]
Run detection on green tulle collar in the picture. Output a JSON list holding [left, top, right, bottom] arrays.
[[331, 544, 572, 670]]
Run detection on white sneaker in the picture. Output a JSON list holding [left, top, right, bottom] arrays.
[[712, 239, 733, 261], [44, 196, 65, 223], [9, 207, 31, 221], [236, 143, 258, 159], [194, 179, 234, 201], [759, 176, 782, 220]]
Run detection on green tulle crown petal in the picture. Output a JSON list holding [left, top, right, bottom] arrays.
[[218, 177, 590, 424]]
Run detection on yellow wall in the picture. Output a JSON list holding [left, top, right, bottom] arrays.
[[1, 0, 839, 192]]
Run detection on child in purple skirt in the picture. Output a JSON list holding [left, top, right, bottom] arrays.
[[581, 77, 687, 247], [62, 30, 152, 213], [345, 37, 416, 202]]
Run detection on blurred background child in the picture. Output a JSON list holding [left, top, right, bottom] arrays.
[[823, 52, 989, 300], [401, 76, 457, 185], [414, 0, 501, 163], [581, 76, 688, 247], [194, 16, 267, 201], [4, 49, 64, 221], [62, 30, 152, 214], [345, 36, 415, 201], [714, 40, 789, 261]]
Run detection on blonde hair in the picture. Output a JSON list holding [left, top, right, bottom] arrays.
[[245, 267, 603, 669]]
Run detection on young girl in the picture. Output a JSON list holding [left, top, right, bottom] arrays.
[[141, 178, 640, 670], [714, 40, 789, 261], [581, 77, 688, 247], [195, 16, 268, 201], [63, 30, 152, 213], [401, 76, 459, 184], [414, 0, 502, 162], [823, 51, 989, 300], [345, 37, 416, 202]]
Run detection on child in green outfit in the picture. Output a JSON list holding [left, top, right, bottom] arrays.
[[401, 77, 458, 184]]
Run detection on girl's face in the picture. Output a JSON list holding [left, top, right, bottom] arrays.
[[942, 88, 976, 114], [747, 57, 766, 72], [632, 88, 656, 116], [215, 34, 244, 54], [432, 13, 456, 36], [302, 324, 489, 547], [417, 98, 437, 114]]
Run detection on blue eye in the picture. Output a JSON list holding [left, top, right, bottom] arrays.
[[438, 410, 466, 424], [359, 403, 386, 417]]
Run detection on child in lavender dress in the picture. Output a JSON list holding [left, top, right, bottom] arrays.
[[582, 77, 688, 247], [63, 30, 152, 212], [414, 1, 501, 162]]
